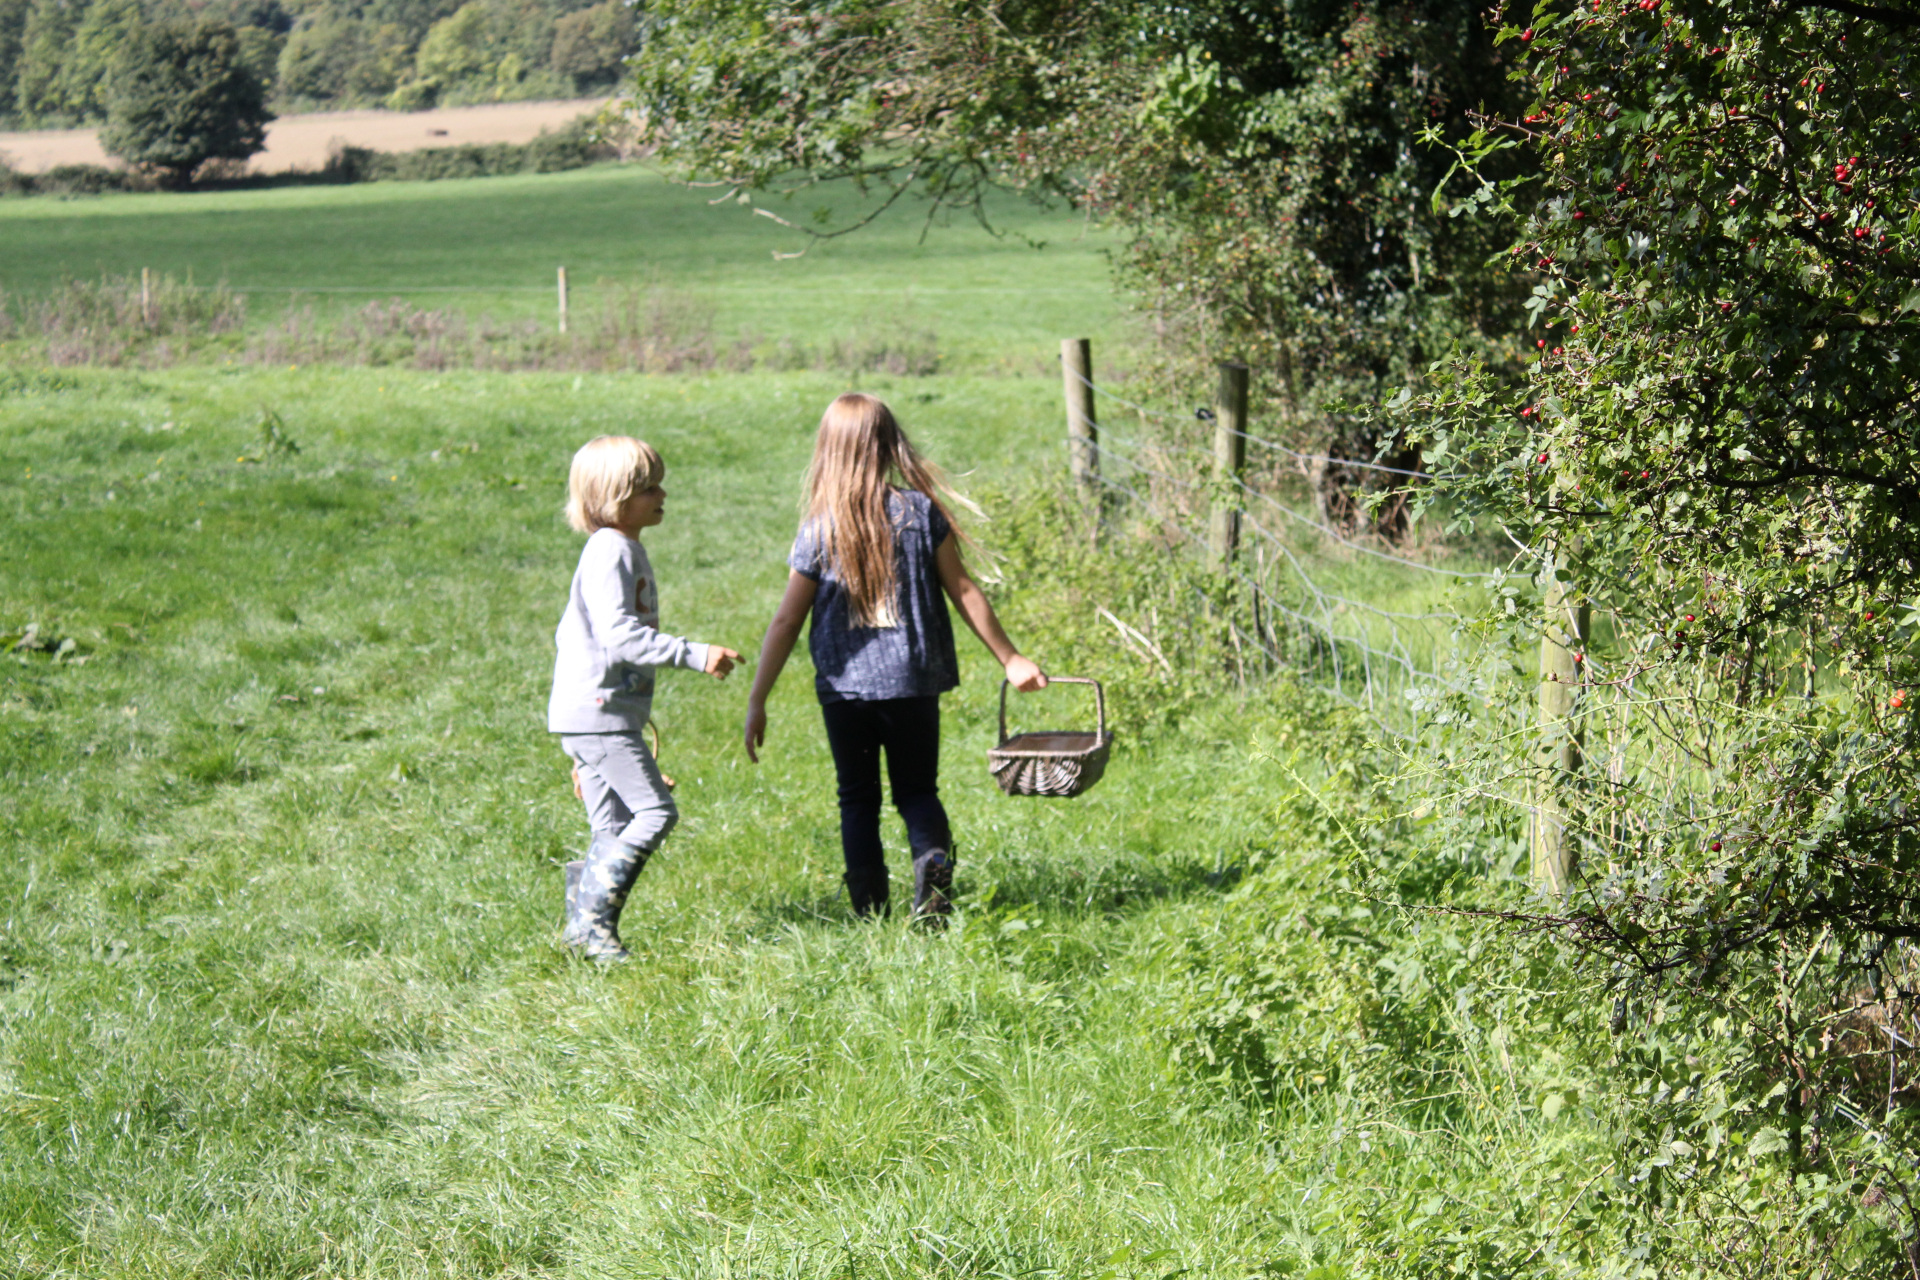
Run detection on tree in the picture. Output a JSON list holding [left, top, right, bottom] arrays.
[[1389, 0, 1920, 1267], [627, 0, 1535, 536], [413, 2, 493, 93], [277, 8, 367, 105], [101, 20, 273, 189], [54, 0, 148, 121], [550, 0, 632, 88], [0, 0, 30, 122], [15, 0, 79, 123]]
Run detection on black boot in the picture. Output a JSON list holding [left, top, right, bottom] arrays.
[[911, 846, 954, 922], [844, 868, 891, 919]]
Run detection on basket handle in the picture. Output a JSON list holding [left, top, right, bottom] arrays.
[[998, 676, 1106, 745]]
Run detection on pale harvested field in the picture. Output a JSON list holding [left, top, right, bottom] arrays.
[[0, 98, 611, 174]]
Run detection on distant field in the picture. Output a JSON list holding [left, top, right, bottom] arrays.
[[0, 164, 1125, 372], [0, 99, 609, 174]]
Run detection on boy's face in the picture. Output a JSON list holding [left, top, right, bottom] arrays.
[[614, 483, 666, 533]]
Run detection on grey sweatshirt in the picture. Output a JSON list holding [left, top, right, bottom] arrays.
[[547, 527, 711, 734]]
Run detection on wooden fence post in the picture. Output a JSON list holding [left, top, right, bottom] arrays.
[[1061, 338, 1098, 497], [140, 267, 152, 327], [1531, 550, 1590, 895], [557, 266, 569, 335], [1210, 361, 1249, 567]]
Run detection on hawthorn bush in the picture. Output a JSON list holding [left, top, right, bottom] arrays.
[[1386, 0, 1920, 1269]]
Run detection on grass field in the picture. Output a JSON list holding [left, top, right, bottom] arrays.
[[0, 165, 1124, 373], [0, 167, 1578, 1278], [0, 365, 1349, 1277]]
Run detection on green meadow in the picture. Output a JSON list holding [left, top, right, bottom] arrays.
[[0, 165, 1125, 371], [1, 171, 1568, 1280], [0, 366, 1303, 1277]]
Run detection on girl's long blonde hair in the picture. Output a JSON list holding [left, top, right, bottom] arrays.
[[804, 393, 970, 629]]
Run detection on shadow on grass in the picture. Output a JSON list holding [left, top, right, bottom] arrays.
[[735, 850, 1245, 937], [963, 849, 1242, 917]]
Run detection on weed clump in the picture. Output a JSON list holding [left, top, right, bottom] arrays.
[[2, 275, 941, 376]]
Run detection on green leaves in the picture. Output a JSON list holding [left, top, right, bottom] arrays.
[[1372, 2, 1920, 1270]]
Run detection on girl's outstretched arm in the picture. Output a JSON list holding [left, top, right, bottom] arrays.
[[744, 570, 818, 763], [934, 534, 1047, 692]]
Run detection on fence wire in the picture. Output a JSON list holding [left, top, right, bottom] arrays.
[[1068, 371, 1507, 736]]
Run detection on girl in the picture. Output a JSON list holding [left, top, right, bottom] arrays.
[[549, 435, 739, 961], [743, 393, 1045, 919]]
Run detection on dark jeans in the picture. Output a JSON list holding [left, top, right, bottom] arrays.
[[820, 694, 951, 916]]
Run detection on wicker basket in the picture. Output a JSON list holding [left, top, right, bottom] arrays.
[[988, 676, 1112, 798]]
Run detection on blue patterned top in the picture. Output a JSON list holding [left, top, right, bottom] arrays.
[[789, 489, 960, 703]]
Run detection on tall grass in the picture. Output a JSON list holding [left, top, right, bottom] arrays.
[[0, 368, 1244, 1275], [3, 275, 942, 375], [0, 366, 1587, 1278]]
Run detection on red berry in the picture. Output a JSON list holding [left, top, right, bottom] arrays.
[[1537, 339, 1547, 348], [1710, 840, 1722, 852], [1522, 27, 1534, 40], [1538, 452, 1550, 464]]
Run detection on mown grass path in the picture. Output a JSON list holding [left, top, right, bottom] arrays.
[[1, 368, 1302, 1277]]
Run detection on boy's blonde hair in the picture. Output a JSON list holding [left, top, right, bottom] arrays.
[[566, 436, 665, 534]]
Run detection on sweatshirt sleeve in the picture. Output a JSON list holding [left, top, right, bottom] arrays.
[[581, 535, 710, 673]]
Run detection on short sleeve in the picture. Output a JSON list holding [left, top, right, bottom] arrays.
[[926, 498, 951, 549], [788, 521, 823, 580]]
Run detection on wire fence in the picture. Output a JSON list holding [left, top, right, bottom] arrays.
[[1064, 366, 1511, 736]]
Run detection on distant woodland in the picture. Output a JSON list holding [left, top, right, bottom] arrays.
[[0, 0, 632, 127]]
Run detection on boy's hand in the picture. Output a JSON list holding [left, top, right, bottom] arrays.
[[744, 702, 768, 763], [572, 766, 583, 800], [1005, 653, 1047, 692], [705, 646, 741, 679]]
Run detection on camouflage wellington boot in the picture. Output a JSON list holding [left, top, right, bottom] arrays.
[[911, 846, 955, 925], [568, 833, 649, 962], [562, 860, 584, 934]]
